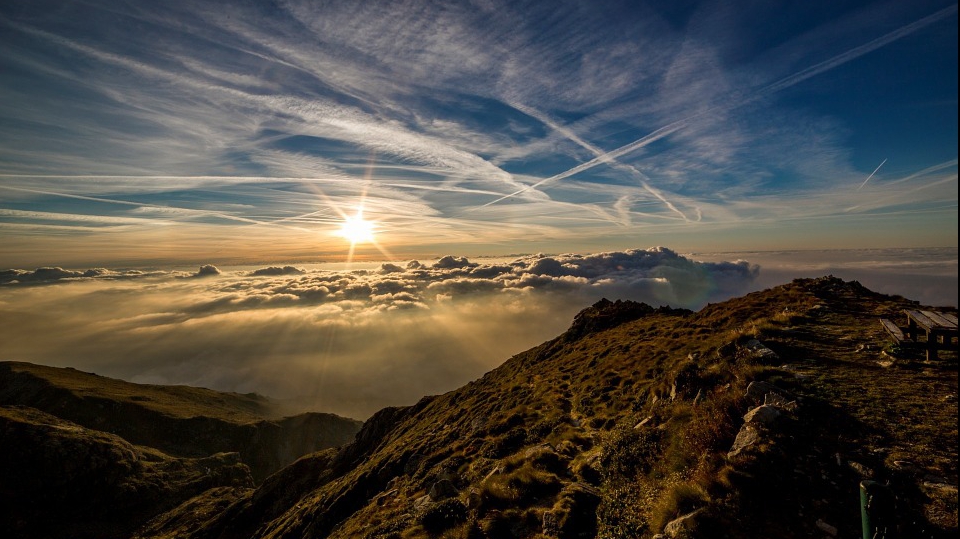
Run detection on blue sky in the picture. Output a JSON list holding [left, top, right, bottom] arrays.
[[0, 0, 957, 266]]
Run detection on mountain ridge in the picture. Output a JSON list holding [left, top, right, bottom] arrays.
[[2, 276, 957, 539], [0, 361, 362, 483]]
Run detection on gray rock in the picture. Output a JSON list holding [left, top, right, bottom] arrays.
[[404, 453, 425, 475], [763, 391, 789, 407], [663, 508, 704, 537], [815, 519, 837, 536], [922, 481, 958, 494], [465, 488, 482, 509], [745, 381, 787, 402], [923, 473, 949, 484], [847, 461, 874, 478], [412, 494, 433, 515], [892, 460, 919, 474], [743, 405, 781, 426], [728, 424, 761, 458], [428, 478, 458, 501], [745, 339, 779, 362]]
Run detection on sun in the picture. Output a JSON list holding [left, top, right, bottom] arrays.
[[338, 213, 376, 244]]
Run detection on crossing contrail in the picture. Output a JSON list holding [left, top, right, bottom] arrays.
[[474, 4, 956, 210], [857, 158, 887, 191]]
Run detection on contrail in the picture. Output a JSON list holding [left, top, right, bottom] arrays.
[[474, 118, 690, 209], [475, 4, 957, 209], [0, 184, 308, 230], [857, 158, 887, 191], [508, 101, 692, 222]]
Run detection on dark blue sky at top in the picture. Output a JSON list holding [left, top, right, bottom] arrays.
[[0, 0, 956, 263]]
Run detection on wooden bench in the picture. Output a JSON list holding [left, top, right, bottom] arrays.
[[879, 318, 909, 344], [903, 309, 958, 361]]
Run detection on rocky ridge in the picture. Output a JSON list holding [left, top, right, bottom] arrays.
[[3, 276, 957, 539], [133, 276, 957, 539]]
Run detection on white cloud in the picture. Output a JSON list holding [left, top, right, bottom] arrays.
[[3, 247, 955, 419], [0, 248, 759, 418]]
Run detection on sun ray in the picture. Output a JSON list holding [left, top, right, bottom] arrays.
[[338, 210, 376, 245]]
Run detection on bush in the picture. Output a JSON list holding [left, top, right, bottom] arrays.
[[480, 464, 562, 509], [599, 426, 662, 481], [419, 498, 468, 534], [596, 483, 649, 539], [681, 392, 742, 457], [480, 427, 528, 459], [650, 481, 710, 533], [553, 484, 601, 539]]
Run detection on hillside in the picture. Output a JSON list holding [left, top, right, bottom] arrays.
[[0, 405, 252, 539], [128, 276, 957, 539], [2, 276, 956, 539], [0, 362, 362, 483]]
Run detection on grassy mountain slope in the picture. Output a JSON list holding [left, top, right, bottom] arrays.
[[0, 405, 252, 539], [135, 276, 958, 539], [0, 362, 362, 482]]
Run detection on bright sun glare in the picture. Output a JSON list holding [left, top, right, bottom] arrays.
[[338, 213, 376, 244]]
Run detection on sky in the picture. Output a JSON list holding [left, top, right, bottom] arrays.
[[0, 1, 957, 418], [0, 0, 956, 265]]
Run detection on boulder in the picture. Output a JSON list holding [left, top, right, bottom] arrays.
[[762, 391, 798, 411], [428, 478, 458, 501], [744, 339, 779, 362], [743, 405, 781, 426], [663, 508, 704, 537], [728, 424, 761, 458], [744, 380, 787, 403]]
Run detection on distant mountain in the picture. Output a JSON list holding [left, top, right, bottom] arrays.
[[2, 277, 957, 539], [0, 361, 362, 484], [0, 405, 252, 539]]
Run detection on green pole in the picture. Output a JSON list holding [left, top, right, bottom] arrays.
[[860, 480, 894, 539]]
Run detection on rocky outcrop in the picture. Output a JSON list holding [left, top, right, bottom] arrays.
[[564, 299, 656, 341], [743, 339, 779, 363], [728, 383, 795, 459]]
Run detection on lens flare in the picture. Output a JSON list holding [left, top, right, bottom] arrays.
[[338, 212, 375, 244]]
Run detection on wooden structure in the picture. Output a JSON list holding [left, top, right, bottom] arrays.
[[879, 318, 908, 344], [886, 310, 959, 361]]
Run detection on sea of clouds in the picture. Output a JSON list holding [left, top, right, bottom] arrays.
[[2, 246, 956, 419], [0, 248, 759, 418]]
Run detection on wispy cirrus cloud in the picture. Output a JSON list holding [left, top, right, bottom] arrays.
[[0, 0, 956, 264]]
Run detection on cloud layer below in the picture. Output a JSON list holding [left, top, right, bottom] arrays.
[[2, 246, 955, 418], [0, 248, 759, 418]]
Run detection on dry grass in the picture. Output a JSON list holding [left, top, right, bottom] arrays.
[[44, 276, 955, 539]]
